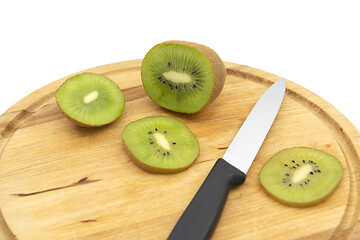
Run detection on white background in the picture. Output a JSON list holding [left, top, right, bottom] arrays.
[[1, 1, 360, 130]]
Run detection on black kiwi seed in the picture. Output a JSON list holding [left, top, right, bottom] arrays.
[[172, 142, 176, 145], [318, 170, 321, 173], [148, 131, 152, 134], [168, 62, 171, 66], [292, 160, 295, 163], [284, 164, 288, 167], [302, 160, 305, 163], [310, 172, 314, 175], [296, 164, 300, 166], [193, 84, 197, 88], [289, 184, 292, 187], [155, 128, 158, 131], [191, 70, 197, 74], [150, 142, 154, 144], [285, 174, 289, 176]]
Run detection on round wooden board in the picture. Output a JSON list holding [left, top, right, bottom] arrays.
[[0, 60, 359, 240]]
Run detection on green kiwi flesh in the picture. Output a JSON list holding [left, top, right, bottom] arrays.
[[122, 116, 199, 173], [56, 73, 125, 127], [260, 147, 343, 207], [141, 41, 226, 113]]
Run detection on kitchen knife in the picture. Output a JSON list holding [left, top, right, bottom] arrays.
[[168, 78, 286, 240]]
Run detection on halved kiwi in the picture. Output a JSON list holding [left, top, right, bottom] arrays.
[[259, 147, 343, 207], [141, 40, 226, 113], [56, 73, 125, 127], [122, 116, 199, 174]]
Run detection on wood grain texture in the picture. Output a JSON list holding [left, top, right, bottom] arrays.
[[0, 60, 359, 240]]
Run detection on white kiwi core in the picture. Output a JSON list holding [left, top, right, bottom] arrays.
[[291, 164, 313, 183], [154, 132, 171, 151], [83, 90, 99, 104], [163, 71, 192, 83]]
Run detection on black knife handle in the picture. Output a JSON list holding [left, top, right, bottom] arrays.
[[168, 158, 246, 240]]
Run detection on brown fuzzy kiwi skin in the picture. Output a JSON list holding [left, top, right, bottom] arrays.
[[260, 171, 343, 208], [122, 138, 199, 174], [160, 40, 226, 112]]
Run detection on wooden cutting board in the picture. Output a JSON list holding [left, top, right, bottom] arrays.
[[0, 60, 359, 240]]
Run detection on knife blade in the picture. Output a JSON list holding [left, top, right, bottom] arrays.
[[168, 78, 286, 240]]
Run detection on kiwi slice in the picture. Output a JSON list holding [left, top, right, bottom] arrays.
[[141, 41, 226, 113], [260, 147, 343, 207], [122, 116, 199, 173], [56, 73, 125, 127]]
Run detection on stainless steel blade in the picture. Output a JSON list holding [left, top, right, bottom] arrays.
[[222, 78, 286, 173]]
